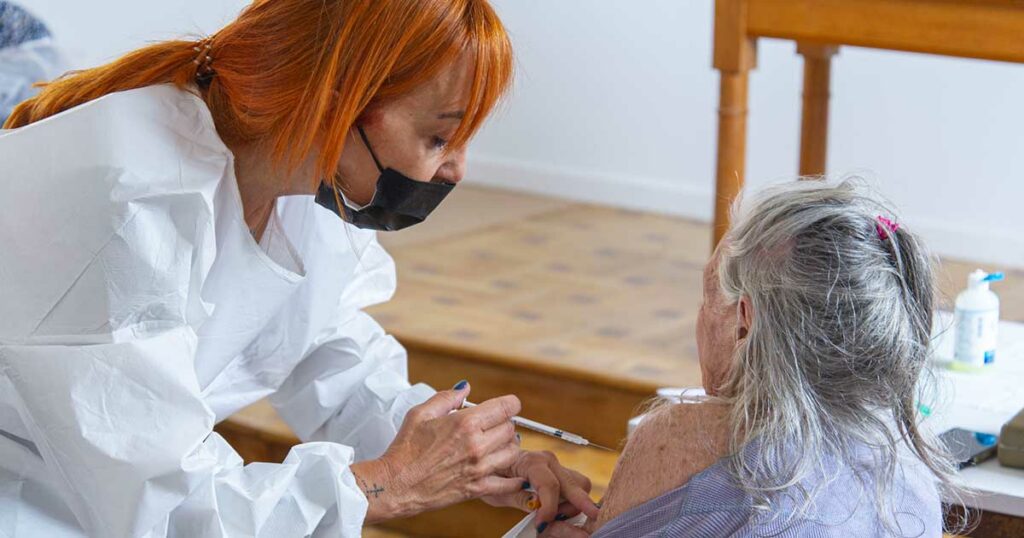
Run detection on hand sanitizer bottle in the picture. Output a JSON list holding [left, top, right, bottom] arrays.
[[953, 270, 1005, 370]]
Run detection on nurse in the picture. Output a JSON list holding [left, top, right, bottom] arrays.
[[0, 0, 597, 536]]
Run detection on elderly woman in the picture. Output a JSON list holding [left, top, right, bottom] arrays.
[[577, 180, 959, 537]]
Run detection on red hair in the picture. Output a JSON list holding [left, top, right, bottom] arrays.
[[4, 0, 513, 181]]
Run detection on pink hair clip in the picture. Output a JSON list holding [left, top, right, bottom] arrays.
[[876, 215, 899, 240]]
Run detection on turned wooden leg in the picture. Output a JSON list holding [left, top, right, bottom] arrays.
[[797, 43, 838, 177], [712, 0, 757, 248], [713, 70, 751, 245]]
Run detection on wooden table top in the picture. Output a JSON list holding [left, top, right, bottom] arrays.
[[740, 0, 1024, 64]]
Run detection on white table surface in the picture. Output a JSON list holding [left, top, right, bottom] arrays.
[[929, 312, 1024, 517]]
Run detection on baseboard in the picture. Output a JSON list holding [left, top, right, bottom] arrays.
[[910, 216, 1024, 269], [466, 156, 1023, 269], [467, 155, 714, 221]]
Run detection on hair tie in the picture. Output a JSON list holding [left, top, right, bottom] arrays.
[[192, 38, 214, 82], [876, 215, 899, 241]]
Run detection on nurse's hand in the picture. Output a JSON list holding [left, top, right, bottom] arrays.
[[351, 382, 526, 523]]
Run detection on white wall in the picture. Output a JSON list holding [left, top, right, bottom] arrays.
[[25, 0, 246, 67], [23, 0, 1024, 267], [471, 0, 1024, 268]]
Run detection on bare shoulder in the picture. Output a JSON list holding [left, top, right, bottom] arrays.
[[591, 401, 731, 530]]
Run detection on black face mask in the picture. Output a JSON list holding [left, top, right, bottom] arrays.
[[315, 126, 455, 231]]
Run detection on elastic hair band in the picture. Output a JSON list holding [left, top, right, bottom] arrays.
[[876, 215, 899, 241]]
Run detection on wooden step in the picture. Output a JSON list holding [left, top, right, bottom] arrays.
[[215, 400, 617, 537]]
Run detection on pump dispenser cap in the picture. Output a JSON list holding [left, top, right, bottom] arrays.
[[968, 270, 1004, 291]]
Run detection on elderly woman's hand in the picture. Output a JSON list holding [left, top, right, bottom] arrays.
[[482, 448, 599, 530], [539, 520, 592, 538]]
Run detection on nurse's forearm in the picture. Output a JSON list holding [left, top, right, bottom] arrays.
[[351, 457, 409, 524]]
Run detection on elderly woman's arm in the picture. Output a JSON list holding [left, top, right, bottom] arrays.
[[588, 402, 731, 531]]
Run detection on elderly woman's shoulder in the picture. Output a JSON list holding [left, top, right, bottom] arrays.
[[593, 400, 731, 529], [642, 399, 730, 434], [630, 400, 731, 469]]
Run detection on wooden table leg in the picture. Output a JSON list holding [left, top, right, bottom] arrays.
[[712, 0, 757, 247], [797, 43, 838, 177], [714, 71, 751, 245]]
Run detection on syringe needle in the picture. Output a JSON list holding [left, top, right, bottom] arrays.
[[462, 400, 615, 451]]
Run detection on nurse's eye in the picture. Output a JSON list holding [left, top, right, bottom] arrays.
[[431, 136, 448, 150]]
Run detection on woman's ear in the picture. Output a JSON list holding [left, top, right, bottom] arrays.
[[736, 296, 753, 340], [356, 104, 383, 127]]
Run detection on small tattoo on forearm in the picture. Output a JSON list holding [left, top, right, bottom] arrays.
[[358, 476, 385, 499]]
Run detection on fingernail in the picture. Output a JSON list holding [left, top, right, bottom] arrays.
[[536, 522, 548, 533], [515, 433, 522, 444], [526, 496, 540, 511], [555, 514, 569, 521], [452, 380, 468, 390], [521, 481, 531, 490]]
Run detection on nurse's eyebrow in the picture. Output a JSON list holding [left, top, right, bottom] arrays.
[[437, 110, 465, 120]]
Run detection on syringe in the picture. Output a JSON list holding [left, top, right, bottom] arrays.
[[461, 400, 614, 451]]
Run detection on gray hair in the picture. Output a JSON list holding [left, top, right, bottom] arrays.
[[715, 178, 962, 534]]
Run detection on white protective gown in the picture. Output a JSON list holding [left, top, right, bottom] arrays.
[[0, 84, 435, 537]]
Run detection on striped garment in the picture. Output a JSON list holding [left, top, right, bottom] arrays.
[[593, 443, 942, 537]]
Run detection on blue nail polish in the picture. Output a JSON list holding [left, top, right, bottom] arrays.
[[452, 380, 468, 390], [536, 522, 548, 533], [522, 481, 531, 490], [555, 514, 569, 521]]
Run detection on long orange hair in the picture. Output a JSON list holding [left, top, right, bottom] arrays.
[[4, 0, 513, 181]]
